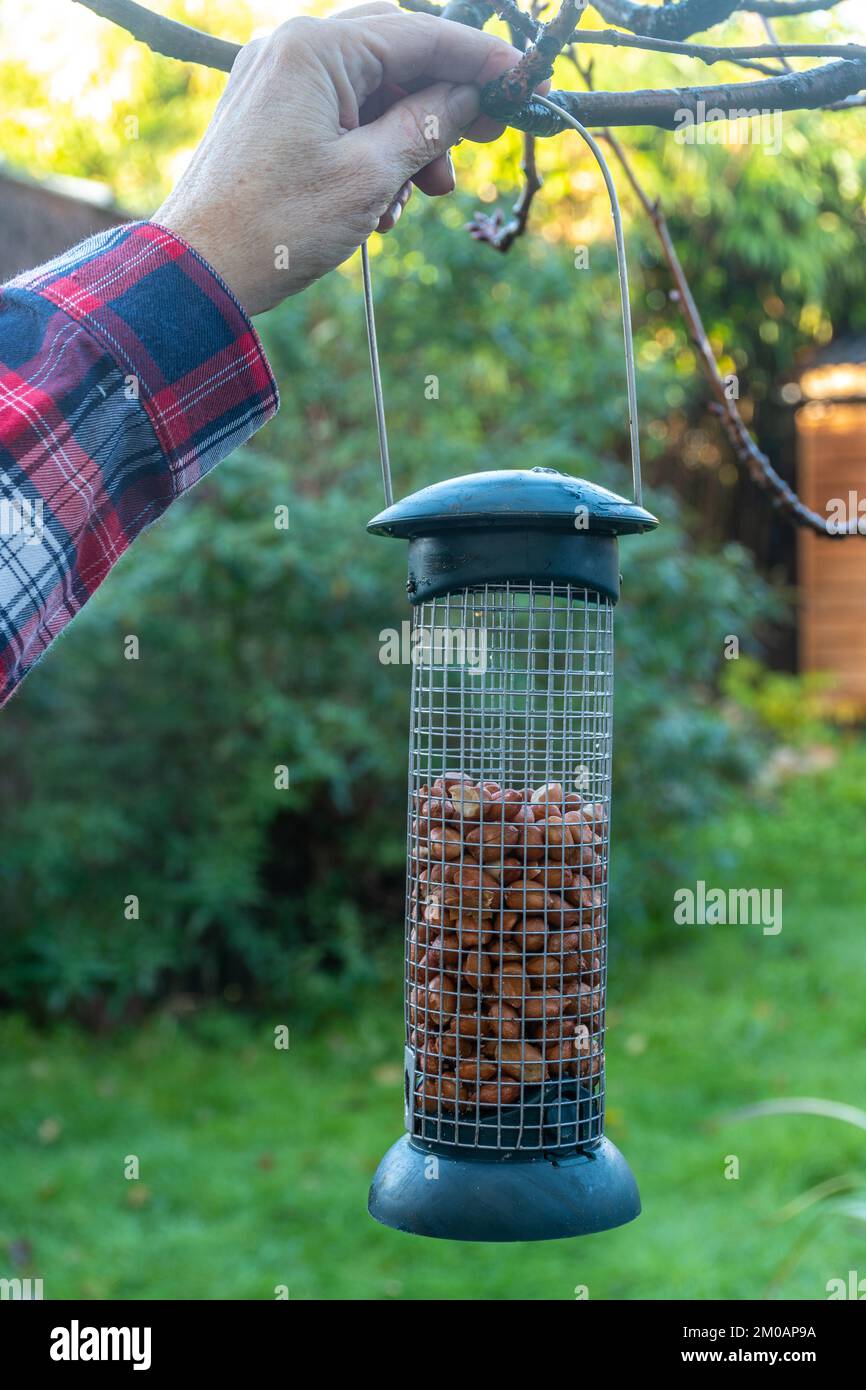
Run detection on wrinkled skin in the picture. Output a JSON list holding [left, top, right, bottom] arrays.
[[156, 4, 537, 314]]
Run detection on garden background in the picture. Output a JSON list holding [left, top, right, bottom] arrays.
[[0, 0, 864, 1299]]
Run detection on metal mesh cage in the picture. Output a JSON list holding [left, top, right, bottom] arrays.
[[405, 581, 613, 1153]]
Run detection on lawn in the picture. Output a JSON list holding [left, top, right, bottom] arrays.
[[1, 748, 864, 1300]]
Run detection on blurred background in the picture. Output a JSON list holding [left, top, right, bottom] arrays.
[[0, 0, 864, 1299]]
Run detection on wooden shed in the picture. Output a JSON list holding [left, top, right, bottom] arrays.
[[796, 341, 866, 713], [0, 164, 125, 285]]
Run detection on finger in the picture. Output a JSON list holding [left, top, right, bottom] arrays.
[[349, 79, 480, 189], [412, 150, 455, 197], [376, 179, 413, 232], [359, 78, 406, 125], [465, 113, 506, 143], [334, 11, 524, 102], [464, 68, 550, 142]]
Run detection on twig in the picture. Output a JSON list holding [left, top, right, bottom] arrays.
[[490, 0, 542, 42], [441, 0, 495, 23], [489, 15, 866, 68], [465, 10, 544, 252], [72, 0, 238, 70], [562, 47, 860, 537], [749, 0, 847, 14], [827, 92, 866, 110], [484, 0, 587, 108], [484, 58, 866, 131], [592, 0, 847, 40], [466, 131, 543, 249], [71, 0, 863, 535], [72, 1, 866, 135], [591, 0, 742, 42], [761, 16, 794, 74], [599, 128, 860, 536]]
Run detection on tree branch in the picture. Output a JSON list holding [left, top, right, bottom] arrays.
[[440, 0, 495, 24], [748, 0, 847, 14], [72, 1, 866, 136], [70, 0, 862, 535], [591, 0, 742, 41], [760, 15, 794, 74], [466, 131, 543, 248], [560, 44, 862, 538], [484, 0, 587, 108], [483, 57, 866, 131], [72, 0, 239, 70], [558, 28, 865, 68], [490, 3, 866, 72], [593, 0, 848, 39], [596, 132, 860, 536]]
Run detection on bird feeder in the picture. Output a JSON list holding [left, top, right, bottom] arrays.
[[366, 467, 658, 1241]]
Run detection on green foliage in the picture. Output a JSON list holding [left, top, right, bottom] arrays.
[[722, 655, 838, 744], [0, 1, 252, 210], [625, 112, 866, 424], [0, 206, 780, 1016], [612, 521, 779, 933]]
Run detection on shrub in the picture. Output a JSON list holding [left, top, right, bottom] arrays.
[[0, 202, 778, 1018]]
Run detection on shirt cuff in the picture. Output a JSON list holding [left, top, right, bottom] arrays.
[[14, 219, 280, 496]]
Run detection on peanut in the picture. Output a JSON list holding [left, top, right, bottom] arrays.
[[478, 1081, 520, 1107], [496, 1041, 546, 1085], [531, 781, 564, 809], [480, 1001, 521, 1040], [546, 1038, 575, 1077], [524, 990, 565, 1021], [408, 771, 609, 1115], [428, 823, 461, 862], [463, 950, 493, 992], [504, 880, 551, 913], [418, 1074, 459, 1113]]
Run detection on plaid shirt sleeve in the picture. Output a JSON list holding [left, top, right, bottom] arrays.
[[0, 220, 279, 705]]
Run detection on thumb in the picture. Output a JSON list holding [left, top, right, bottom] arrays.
[[351, 80, 479, 188]]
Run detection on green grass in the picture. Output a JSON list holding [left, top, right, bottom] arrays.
[[2, 747, 865, 1300]]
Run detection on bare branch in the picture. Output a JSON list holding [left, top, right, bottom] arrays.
[[597, 128, 860, 536], [464, 13, 543, 251], [483, 57, 866, 131], [71, 0, 862, 536], [591, 0, 742, 41], [485, 0, 588, 108], [440, 0, 495, 23], [489, 0, 544, 43], [593, 0, 849, 40], [74, 1, 866, 136], [749, 0, 847, 14], [559, 45, 862, 537], [72, 0, 239, 70], [466, 131, 543, 249], [569, 33, 866, 67], [760, 16, 794, 73], [827, 92, 866, 110], [490, 5, 866, 72]]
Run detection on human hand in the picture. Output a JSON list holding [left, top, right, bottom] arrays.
[[155, 3, 533, 315]]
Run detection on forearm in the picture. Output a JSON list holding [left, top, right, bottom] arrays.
[[0, 222, 278, 705], [0, 8, 527, 703]]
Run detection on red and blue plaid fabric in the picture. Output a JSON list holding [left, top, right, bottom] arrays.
[[0, 220, 279, 705]]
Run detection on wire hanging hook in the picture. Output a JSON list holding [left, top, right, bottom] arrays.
[[361, 240, 393, 508], [534, 95, 643, 508], [361, 95, 643, 510]]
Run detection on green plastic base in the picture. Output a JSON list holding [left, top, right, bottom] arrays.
[[368, 1135, 640, 1243]]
